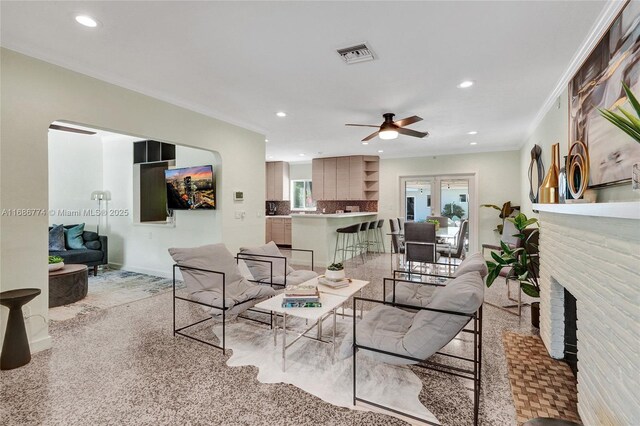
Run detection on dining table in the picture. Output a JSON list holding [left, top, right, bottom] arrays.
[[387, 225, 461, 272]]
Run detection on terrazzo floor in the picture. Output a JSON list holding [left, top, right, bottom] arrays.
[[1, 253, 542, 425]]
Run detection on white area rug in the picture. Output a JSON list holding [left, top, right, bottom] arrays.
[[214, 311, 438, 424]]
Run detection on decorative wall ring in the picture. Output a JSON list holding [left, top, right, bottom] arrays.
[[567, 140, 589, 199]]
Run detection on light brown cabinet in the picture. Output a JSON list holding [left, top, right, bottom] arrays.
[[336, 156, 350, 199], [266, 217, 292, 245], [312, 158, 324, 201], [266, 161, 290, 201], [312, 155, 379, 201], [323, 157, 337, 200]]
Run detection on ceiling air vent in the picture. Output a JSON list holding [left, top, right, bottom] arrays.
[[337, 43, 375, 64]]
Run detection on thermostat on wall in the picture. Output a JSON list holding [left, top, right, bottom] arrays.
[[234, 191, 244, 201]]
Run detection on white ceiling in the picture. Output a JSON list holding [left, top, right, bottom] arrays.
[[1, 1, 607, 162]]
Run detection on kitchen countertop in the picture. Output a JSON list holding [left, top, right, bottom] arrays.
[[291, 212, 378, 219]]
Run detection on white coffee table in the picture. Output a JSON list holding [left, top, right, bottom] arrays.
[[254, 278, 370, 371]]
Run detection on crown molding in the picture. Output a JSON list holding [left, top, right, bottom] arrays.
[[525, 0, 628, 142]]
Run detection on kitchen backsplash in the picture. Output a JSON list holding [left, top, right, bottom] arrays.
[[265, 200, 378, 215], [315, 200, 378, 213], [265, 201, 291, 216]]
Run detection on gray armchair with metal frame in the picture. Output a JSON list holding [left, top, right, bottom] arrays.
[[169, 243, 278, 354], [481, 219, 519, 255], [238, 241, 317, 288], [386, 252, 487, 309], [340, 271, 484, 425]]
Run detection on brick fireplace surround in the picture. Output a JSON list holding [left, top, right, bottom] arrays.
[[534, 203, 639, 425]]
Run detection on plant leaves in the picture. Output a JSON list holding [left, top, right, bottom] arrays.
[[521, 283, 540, 298], [622, 81, 640, 118]]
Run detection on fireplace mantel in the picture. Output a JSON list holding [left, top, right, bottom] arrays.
[[533, 201, 640, 220]]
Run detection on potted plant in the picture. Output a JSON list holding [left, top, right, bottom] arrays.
[[48, 255, 65, 272], [426, 218, 440, 231], [485, 213, 541, 327], [481, 201, 519, 234], [325, 262, 345, 281]]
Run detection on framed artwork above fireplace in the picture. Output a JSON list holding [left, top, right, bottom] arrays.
[[569, 1, 640, 188]]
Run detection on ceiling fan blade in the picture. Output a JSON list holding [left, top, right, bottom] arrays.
[[345, 124, 379, 128], [393, 115, 423, 128], [49, 124, 97, 135], [362, 130, 380, 141], [397, 127, 429, 138]]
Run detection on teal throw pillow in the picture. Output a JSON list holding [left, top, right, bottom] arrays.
[[64, 223, 86, 249], [48, 224, 66, 251]]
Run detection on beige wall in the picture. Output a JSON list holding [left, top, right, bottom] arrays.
[[520, 89, 640, 217], [0, 48, 266, 351], [378, 151, 522, 253]]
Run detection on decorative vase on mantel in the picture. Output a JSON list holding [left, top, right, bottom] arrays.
[[539, 143, 560, 204]]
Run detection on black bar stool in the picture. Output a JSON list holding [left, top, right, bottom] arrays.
[[367, 221, 378, 253], [333, 223, 364, 264], [1, 288, 41, 370], [357, 222, 370, 260], [376, 219, 386, 253]]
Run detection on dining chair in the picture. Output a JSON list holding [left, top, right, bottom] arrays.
[[404, 222, 440, 274], [397, 217, 405, 231], [388, 218, 405, 270], [438, 219, 468, 260]]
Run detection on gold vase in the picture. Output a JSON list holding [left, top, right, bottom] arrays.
[[539, 143, 560, 204]]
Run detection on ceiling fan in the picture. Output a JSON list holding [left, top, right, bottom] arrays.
[[49, 124, 96, 135], [345, 113, 429, 142]]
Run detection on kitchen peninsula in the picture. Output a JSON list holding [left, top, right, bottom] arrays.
[[290, 212, 378, 266]]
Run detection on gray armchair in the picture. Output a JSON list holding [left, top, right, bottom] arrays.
[[340, 269, 484, 425], [238, 242, 317, 287], [169, 243, 277, 353]]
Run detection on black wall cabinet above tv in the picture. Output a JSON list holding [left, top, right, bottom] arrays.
[[133, 140, 176, 164]]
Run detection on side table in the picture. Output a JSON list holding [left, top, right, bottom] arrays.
[[0, 288, 41, 370]]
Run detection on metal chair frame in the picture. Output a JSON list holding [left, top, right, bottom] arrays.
[[352, 277, 482, 425], [172, 259, 277, 354], [237, 248, 314, 288]]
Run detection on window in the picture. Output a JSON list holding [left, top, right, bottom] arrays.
[[291, 180, 315, 210]]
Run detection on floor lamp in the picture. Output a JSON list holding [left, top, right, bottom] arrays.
[[90, 190, 111, 235]]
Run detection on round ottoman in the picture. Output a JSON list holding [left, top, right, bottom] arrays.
[[49, 264, 88, 307]]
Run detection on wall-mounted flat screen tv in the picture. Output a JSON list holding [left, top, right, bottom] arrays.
[[165, 165, 215, 210]]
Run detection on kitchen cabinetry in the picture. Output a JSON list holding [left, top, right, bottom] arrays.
[[323, 157, 337, 200], [311, 155, 379, 201], [266, 217, 291, 245], [312, 158, 324, 201], [265, 161, 290, 201], [336, 156, 350, 200]]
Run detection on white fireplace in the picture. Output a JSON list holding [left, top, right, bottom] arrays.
[[533, 202, 640, 425]]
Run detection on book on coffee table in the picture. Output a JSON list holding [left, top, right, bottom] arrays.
[[318, 277, 351, 289]]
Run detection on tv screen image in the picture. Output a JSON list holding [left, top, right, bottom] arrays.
[[165, 165, 215, 210]]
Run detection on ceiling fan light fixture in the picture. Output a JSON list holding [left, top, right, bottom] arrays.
[[379, 129, 398, 140]]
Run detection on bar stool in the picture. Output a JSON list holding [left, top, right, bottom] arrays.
[[357, 222, 370, 259], [375, 219, 386, 253], [367, 221, 378, 254], [333, 223, 364, 264]]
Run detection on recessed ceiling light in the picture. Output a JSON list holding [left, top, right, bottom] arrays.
[[467, 131, 478, 135], [362, 142, 369, 145], [75, 15, 99, 28], [378, 150, 384, 153], [265, 139, 269, 142], [267, 155, 273, 159], [276, 112, 287, 117], [299, 153, 305, 156], [470, 142, 478, 146], [457, 80, 474, 89]]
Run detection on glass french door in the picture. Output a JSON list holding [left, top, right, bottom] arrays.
[[400, 174, 476, 252]]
